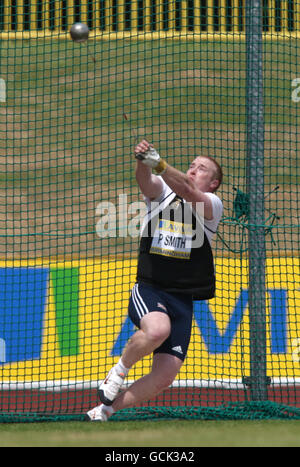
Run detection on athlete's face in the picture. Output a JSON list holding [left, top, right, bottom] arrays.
[[186, 157, 219, 193]]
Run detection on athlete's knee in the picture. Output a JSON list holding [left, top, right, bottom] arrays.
[[141, 313, 171, 347], [146, 326, 170, 346]]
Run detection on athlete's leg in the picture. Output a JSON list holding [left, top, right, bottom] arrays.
[[98, 311, 171, 405], [121, 311, 171, 368], [87, 353, 182, 421], [112, 352, 183, 412]]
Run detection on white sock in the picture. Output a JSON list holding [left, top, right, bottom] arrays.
[[115, 358, 130, 376]]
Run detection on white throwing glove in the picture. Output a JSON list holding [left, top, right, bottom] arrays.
[[135, 147, 168, 174]]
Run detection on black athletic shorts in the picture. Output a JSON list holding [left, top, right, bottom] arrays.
[[128, 282, 193, 361]]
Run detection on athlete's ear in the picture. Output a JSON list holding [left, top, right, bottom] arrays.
[[210, 179, 219, 192]]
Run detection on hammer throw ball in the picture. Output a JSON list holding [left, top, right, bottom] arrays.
[[70, 23, 90, 43]]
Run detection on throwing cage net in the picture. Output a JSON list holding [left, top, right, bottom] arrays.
[[0, 0, 299, 422]]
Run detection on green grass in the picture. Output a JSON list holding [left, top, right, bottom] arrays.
[[0, 419, 300, 447], [1, 38, 299, 183]]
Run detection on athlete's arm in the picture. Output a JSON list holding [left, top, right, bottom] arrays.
[[135, 160, 164, 201], [161, 164, 214, 220], [134, 140, 213, 219]]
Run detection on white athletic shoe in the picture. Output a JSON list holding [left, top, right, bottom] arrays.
[[85, 404, 110, 422], [98, 367, 125, 405]]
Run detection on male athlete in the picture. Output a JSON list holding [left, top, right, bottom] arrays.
[[86, 140, 223, 421]]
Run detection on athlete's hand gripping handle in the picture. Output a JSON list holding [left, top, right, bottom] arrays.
[[135, 140, 167, 175]]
